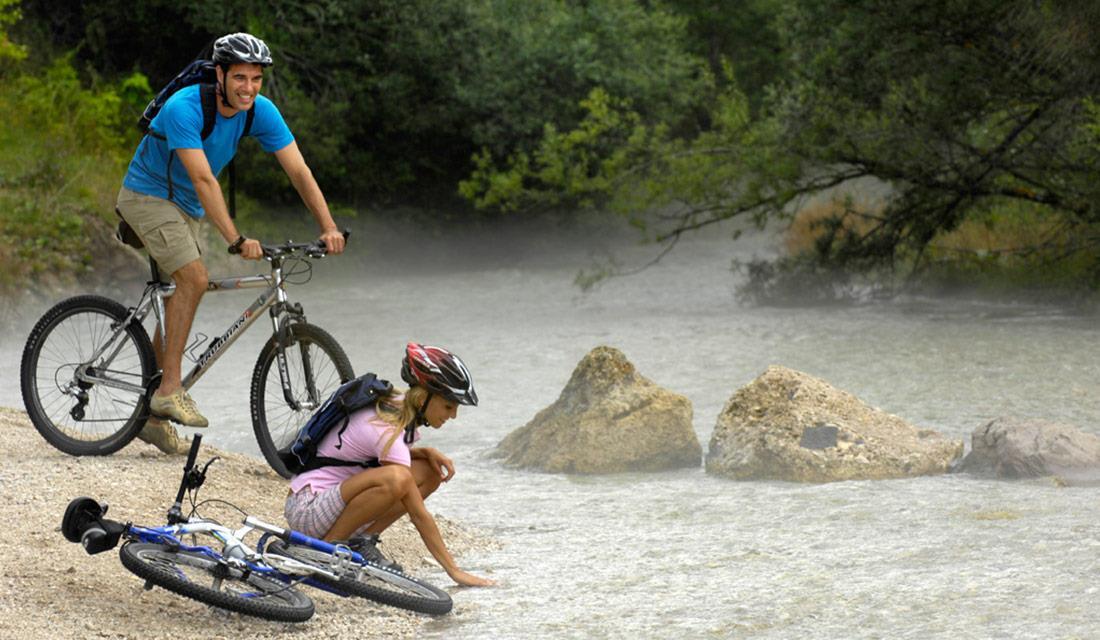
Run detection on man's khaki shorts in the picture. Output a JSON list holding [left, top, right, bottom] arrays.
[[116, 186, 204, 276]]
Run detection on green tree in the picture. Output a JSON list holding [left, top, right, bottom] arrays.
[[661, 0, 784, 113], [459, 0, 707, 152], [765, 0, 1100, 272], [0, 0, 26, 64], [251, 0, 709, 202], [14, 0, 211, 81], [465, 0, 1100, 291], [0, 42, 149, 294]]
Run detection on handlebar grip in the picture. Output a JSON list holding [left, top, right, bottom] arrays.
[[80, 520, 124, 554], [81, 525, 106, 552], [319, 228, 351, 249]]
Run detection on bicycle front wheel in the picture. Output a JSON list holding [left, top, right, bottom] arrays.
[[250, 322, 353, 478], [266, 540, 453, 615], [119, 543, 314, 622], [20, 295, 155, 456]]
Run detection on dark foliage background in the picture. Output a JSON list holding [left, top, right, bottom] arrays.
[[4, 0, 1099, 297]]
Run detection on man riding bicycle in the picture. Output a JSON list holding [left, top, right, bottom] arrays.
[[116, 32, 345, 453]]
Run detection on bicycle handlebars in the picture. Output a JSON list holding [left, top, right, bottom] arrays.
[[228, 229, 351, 259]]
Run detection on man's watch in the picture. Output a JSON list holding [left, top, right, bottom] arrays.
[[228, 235, 246, 254]]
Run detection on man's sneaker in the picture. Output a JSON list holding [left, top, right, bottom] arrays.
[[149, 389, 209, 428], [338, 534, 403, 573], [137, 416, 192, 455]]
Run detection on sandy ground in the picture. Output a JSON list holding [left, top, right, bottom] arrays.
[[0, 406, 494, 639]]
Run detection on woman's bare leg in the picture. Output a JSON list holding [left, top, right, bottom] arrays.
[[324, 465, 413, 541], [328, 461, 492, 586], [362, 459, 442, 534]]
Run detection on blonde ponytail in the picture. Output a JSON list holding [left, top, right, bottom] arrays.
[[375, 385, 430, 458]]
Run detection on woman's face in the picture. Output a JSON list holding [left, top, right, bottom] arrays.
[[423, 394, 458, 428]]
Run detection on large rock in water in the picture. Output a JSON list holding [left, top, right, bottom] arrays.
[[955, 417, 1100, 482], [705, 365, 963, 482], [494, 346, 700, 473]]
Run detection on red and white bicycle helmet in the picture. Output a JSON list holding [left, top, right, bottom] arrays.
[[400, 342, 478, 406]]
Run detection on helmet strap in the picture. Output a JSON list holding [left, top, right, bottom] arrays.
[[406, 391, 432, 443], [217, 64, 231, 108]]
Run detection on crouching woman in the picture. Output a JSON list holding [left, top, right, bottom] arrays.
[[284, 342, 493, 587]]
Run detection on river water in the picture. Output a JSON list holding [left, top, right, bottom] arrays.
[[3, 215, 1099, 639]]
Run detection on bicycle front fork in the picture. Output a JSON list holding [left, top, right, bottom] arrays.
[[271, 304, 321, 411]]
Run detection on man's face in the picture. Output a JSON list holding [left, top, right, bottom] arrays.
[[218, 63, 264, 111]]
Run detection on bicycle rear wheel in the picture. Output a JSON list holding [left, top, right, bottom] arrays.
[[266, 540, 453, 615], [20, 295, 155, 455], [119, 542, 314, 622], [250, 322, 353, 478]]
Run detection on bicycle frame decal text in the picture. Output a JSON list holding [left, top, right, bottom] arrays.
[[197, 314, 248, 369]]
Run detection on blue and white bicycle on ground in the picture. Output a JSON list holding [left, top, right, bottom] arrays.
[[61, 435, 453, 622]]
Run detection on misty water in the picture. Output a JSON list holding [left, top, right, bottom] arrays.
[[3, 214, 1100, 638]]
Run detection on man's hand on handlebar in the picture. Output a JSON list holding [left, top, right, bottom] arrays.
[[320, 228, 346, 255], [227, 235, 264, 259], [239, 238, 263, 260]]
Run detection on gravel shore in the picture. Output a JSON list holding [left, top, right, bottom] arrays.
[[0, 406, 493, 639]]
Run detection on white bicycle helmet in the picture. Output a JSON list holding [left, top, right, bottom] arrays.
[[212, 33, 273, 67]]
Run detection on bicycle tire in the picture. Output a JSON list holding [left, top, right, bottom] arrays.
[[119, 542, 314, 622], [20, 295, 155, 456], [250, 322, 353, 478], [266, 540, 453, 615]]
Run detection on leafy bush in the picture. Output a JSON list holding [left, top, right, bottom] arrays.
[[0, 54, 146, 293], [0, 0, 25, 65]]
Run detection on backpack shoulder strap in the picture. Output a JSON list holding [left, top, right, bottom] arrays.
[[331, 374, 394, 450], [242, 106, 255, 139], [227, 107, 256, 220], [334, 414, 353, 450], [198, 83, 217, 140]]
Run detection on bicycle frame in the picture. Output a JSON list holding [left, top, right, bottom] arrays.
[[75, 251, 322, 412], [140, 431, 370, 593], [125, 516, 369, 597]]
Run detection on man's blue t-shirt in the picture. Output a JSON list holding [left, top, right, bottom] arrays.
[[123, 84, 294, 219]]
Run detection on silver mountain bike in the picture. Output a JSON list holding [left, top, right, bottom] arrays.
[[20, 232, 354, 477]]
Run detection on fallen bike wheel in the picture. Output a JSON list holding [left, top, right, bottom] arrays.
[[250, 322, 353, 478], [21, 295, 155, 456], [266, 540, 453, 615], [119, 543, 314, 622]]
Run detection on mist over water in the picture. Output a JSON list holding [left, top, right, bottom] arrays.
[[4, 214, 1100, 638]]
